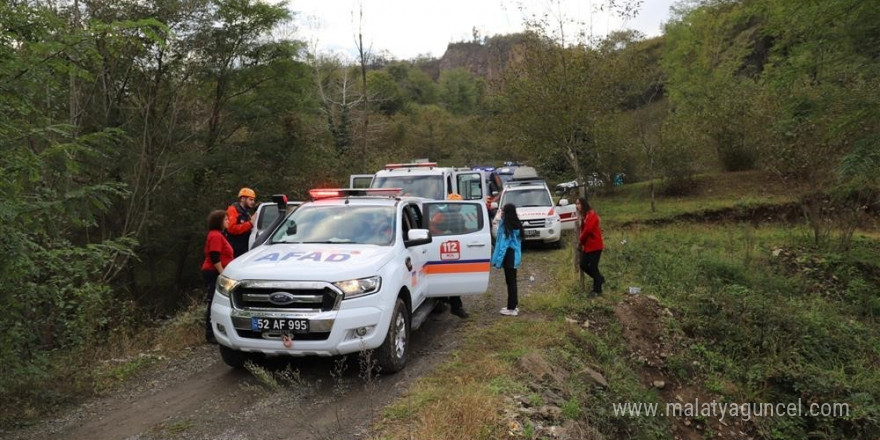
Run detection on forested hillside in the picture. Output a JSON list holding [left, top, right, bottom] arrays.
[[2, 0, 878, 427]]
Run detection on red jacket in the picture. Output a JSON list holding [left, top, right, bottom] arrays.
[[225, 203, 253, 236], [578, 210, 604, 253], [201, 230, 234, 272], [225, 203, 253, 257]]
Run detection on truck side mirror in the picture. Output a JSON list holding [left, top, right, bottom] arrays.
[[404, 229, 432, 247]]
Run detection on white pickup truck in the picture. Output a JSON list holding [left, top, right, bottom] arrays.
[[211, 188, 491, 373]]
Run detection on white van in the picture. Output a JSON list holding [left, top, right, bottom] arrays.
[[351, 162, 487, 202]]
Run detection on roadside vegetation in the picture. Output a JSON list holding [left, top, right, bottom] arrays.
[[369, 173, 880, 439]]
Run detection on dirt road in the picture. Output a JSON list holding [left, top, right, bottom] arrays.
[[6, 249, 556, 440]]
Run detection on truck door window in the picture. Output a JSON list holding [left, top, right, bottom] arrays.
[[426, 203, 483, 236], [456, 172, 484, 200]]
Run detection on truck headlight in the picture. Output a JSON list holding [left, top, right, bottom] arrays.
[[334, 276, 382, 299], [216, 275, 239, 297]]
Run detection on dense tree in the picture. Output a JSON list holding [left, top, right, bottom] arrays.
[[367, 70, 404, 115], [438, 67, 482, 115], [663, 0, 880, 243], [0, 0, 140, 409]]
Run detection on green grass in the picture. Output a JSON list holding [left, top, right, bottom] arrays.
[[371, 171, 879, 439], [596, 170, 799, 226], [594, 217, 880, 438]]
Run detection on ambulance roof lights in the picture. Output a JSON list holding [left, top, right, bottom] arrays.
[[309, 188, 403, 199], [384, 162, 438, 169]]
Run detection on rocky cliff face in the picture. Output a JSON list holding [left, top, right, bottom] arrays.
[[437, 34, 527, 82]]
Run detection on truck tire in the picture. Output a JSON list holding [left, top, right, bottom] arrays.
[[219, 345, 251, 368], [376, 298, 410, 374]]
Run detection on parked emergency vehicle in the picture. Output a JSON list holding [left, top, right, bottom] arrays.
[[351, 162, 487, 202], [210, 188, 491, 373], [490, 168, 576, 246]]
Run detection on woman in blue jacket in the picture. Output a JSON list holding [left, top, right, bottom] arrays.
[[492, 204, 524, 316]]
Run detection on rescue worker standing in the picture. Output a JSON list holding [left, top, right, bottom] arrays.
[[202, 210, 234, 343], [577, 197, 605, 296], [226, 187, 256, 258]]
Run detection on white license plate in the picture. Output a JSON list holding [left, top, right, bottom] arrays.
[[525, 229, 540, 237], [252, 317, 309, 333]]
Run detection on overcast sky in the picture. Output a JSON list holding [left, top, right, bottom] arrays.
[[292, 0, 678, 60]]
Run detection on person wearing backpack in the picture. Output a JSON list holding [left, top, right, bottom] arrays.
[[225, 187, 256, 258]]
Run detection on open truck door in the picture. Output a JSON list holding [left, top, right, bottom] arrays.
[[421, 200, 491, 296], [248, 196, 302, 250], [454, 170, 486, 202]]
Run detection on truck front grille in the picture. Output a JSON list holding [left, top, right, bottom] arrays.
[[232, 287, 339, 311], [523, 219, 546, 228]]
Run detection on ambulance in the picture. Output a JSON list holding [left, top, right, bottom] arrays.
[[490, 167, 576, 246], [351, 161, 487, 202]]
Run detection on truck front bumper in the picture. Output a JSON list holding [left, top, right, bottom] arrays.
[[210, 293, 391, 357], [523, 225, 562, 244]]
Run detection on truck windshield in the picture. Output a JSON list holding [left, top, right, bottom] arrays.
[[270, 205, 395, 246], [372, 175, 444, 200], [502, 189, 552, 207]]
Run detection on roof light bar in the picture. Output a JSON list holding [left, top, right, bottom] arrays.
[[384, 162, 438, 169], [309, 188, 403, 199]]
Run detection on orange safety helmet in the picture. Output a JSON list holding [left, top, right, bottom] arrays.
[[447, 193, 463, 200], [238, 187, 256, 199]]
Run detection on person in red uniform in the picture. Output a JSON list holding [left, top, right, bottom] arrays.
[[577, 197, 605, 296], [225, 187, 256, 258], [202, 210, 234, 344]]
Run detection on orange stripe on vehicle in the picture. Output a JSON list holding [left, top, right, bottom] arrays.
[[424, 262, 490, 274]]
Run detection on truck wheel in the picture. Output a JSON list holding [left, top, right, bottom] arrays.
[[219, 345, 250, 368], [376, 298, 410, 374]]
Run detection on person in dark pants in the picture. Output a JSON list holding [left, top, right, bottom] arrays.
[[429, 193, 469, 318], [576, 197, 605, 296], [201, 210, 234, 343], [225, 187, 256, 258], [491, 204, 524, 316]]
